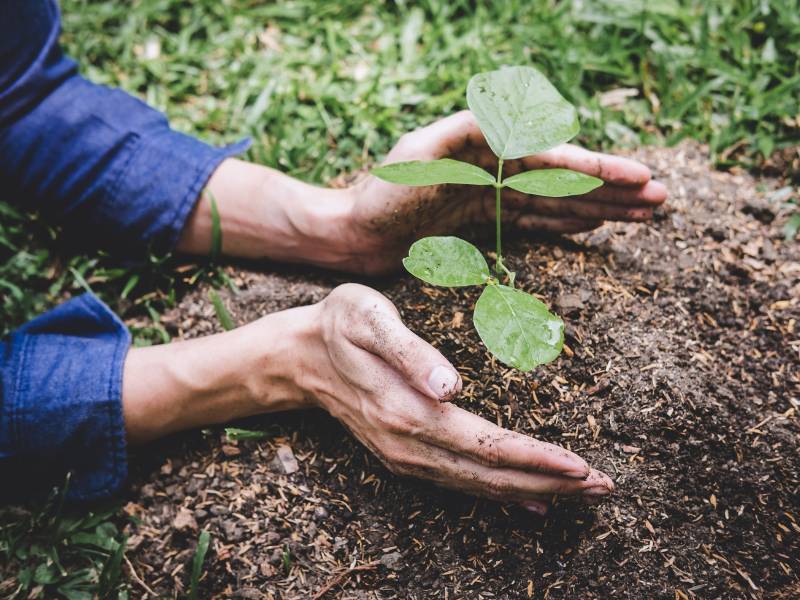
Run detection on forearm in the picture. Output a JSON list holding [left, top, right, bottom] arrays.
[[176, 158, 356, 270], [121, 304, 320, 444]]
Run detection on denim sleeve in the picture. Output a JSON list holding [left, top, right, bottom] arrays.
[[0, 0, 250, 256], [0, 1, 250, 501], [0, 294, 131, 502]]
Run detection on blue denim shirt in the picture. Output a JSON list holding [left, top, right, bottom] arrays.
[[0, 0, 248, 501]]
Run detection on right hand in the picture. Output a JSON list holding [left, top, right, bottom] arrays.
[[341, 110, 667, 274], [298, 284, 614, 515]]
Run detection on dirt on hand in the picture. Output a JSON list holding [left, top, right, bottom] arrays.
[[124, 142, 799, 599]]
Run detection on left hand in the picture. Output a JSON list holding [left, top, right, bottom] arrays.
[[343, 110, 667, 274]]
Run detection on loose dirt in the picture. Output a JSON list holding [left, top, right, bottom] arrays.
[[123, 143, 799, 599]]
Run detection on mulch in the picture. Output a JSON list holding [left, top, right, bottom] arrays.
[[121, 142, 799, 599]]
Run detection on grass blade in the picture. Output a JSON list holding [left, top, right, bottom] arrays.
[[225, 428, 271, 441], [209, 192, 222, 263], [97, 534, 126, 597], [189, 530, 211, 600], [209, 290, 236, 331]]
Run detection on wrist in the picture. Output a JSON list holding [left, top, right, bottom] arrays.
[[179, 158, 358, 269], [122, 304, 322, 444], [268, 178, 357, 270], [244, 303, 324, 411]]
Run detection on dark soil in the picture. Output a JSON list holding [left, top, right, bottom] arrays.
[[123, 143, 799, 599]]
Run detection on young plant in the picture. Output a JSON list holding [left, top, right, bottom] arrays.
[[372, 66, 603, 371]]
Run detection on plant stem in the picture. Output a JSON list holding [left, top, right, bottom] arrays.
[[495, 158, 504, 277]]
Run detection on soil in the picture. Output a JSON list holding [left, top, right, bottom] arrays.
[[122, 142, 799, 599]]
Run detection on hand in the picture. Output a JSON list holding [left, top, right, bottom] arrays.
[[344, 110, 667, 274], [124, 283, 613, 514], [301, 284, 614, 514]]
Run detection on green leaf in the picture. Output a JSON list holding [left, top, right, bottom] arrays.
[[189, 530, 211, 600], [372, 159, 495, 186], [503, 168, 603, 197], [97, 536, 126, 598], [209, 289, 236, 331], [33, 562, 59, 585], [467, 66, 579, 159], [209, 191, 222, 262], [403, 236, 490, 287], [473, 285, 563, 371], [225, 427, 271, 441]]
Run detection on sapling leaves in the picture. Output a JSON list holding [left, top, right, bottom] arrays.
[[473, 284, 564, 372], [467, 66, 579, 159], [403, 236, 490, 286], [504, 168, 603, 197], [388, 65, 581, 372], [372, 159, 495, 186]]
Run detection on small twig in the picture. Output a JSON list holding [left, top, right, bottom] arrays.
[[124, 554, 158, 598], [312, 560, 380, 600]]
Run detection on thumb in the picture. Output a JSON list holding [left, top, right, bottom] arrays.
[[351, 295, 462, 402], [387, 110, 485, 162]]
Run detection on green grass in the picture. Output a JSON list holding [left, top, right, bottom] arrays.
[[3, 0, 799, 336], [1, 0, 798, 596], [0, 479, 129, 599]]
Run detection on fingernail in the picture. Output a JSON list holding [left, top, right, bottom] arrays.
[[521, 501, 548, 516], [584, 484, 613, 497], [427, 365, 460, 400]]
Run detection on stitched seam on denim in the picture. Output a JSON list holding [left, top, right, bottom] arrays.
[[9, 333, 32, 450], [163, 140, 223, 251], [81, 295, 126, 497], [162, 138, 251, 252], [103, 310, 129, 496]]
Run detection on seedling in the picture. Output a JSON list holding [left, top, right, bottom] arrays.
[[372, 66, 603, 371], [189, 530, 211, 600]]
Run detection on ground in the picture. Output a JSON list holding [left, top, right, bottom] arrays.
[[116, 143, 799, 599], [1, 2, 798, 598]]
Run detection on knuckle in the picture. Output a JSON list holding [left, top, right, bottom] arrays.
[[373, 449, 402, 475], [328, 283, 367, 308], [485, 474, 515, 498], [326, 285, 396, 334], [379, 445, 411, 474], [555, 479, 580, 495], [395, 132, 417, 151], [375, 409, 415, 435], [477, 441, 504, 468], [349, 291, 394, 323]]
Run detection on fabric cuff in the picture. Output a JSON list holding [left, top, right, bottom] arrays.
[[106, 128, 251, 255], [0, 293, 131, 502], [0, 69, 251, 258]]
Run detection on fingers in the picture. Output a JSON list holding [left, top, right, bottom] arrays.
[[422, 403, 590, 478], [523, 144, 653, 187], [337, 285, 462, 402], [389, 112, 666, 196], [501, 184, 661, 222], [462, 462, 614, 501], [501, 179, 666, 225], [508, 195, 653, 222], [514, 214, 603, 233], [584, 179, 667, 206], [387, 110, 486, 162], [394, 437, 613, 502]]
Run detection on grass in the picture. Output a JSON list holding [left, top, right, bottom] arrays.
[[0, 0, 798, 596], [3, 0, 799, 336], [0, 478, 129, 599]]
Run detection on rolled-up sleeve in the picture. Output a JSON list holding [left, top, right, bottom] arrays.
[[0, 1, 248, 501], [0, 0, 249, 255], [0, 294, 130, 502]]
